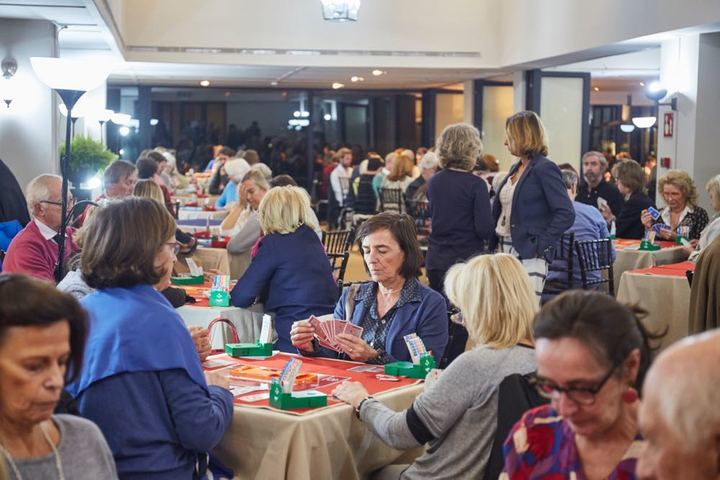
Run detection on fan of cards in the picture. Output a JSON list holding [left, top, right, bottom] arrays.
[[309, 315, 363, 353]]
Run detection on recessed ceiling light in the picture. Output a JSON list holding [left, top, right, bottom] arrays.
[[639, 81, 645, 86], [372, 70, 384, 76], [350, 76, 364, 82], [332, 82, 345, 89], [593, 86, 600, 91], [200, 80, 210, 87]]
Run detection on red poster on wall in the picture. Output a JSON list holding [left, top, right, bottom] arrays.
[[663, 112, 674, 138]]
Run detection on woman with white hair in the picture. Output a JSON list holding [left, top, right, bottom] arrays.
[[426, 123, 494, 364], [215, 157, 250, 208], [332, 254, 537, 480], [685, 174, 720, 261], [230, 186, 337, 352]]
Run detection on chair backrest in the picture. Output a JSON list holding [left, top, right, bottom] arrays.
[[321, 227, 355, 256], [379, 187, 404, 214], [410, 199, 431, 236], [483, 373, 549, 480], [552, 232, 575, 286], [574, 238, 614, 295]]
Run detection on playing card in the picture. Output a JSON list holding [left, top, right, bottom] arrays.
[[345, 323, 363, 337]]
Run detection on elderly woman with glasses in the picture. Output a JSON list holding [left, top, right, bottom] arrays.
[[501, 290, 660, 479], [66, 198, 233, 479]]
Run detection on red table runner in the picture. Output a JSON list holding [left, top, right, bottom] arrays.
[[630, 260, 696, 277], [204, 352, 421, 415]]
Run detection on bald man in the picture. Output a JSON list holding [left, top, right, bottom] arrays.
[[637, 330, 720, 479]]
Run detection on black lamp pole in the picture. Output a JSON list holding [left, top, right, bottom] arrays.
[[54, 88, 85, 283]]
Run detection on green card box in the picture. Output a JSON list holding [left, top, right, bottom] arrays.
[[225, 341, 273, 357], [269, 380, 327, 410], [209, 290, 230, 307], [675, 236, 688, 245], [384, 354, 436, 379], [170, 274, 204, 285], [639, 240, 661, 251]]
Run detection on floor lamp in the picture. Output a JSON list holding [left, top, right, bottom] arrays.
[[30, 57, 110, 282]]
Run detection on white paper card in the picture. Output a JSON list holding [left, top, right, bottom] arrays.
[[260, 314, 272, 344], [187, 258, 203, 277]]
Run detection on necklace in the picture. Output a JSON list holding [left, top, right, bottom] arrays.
[[0, 422, 65, 480]]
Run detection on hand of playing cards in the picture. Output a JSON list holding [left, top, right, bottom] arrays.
[[309, 315, 363, 353]]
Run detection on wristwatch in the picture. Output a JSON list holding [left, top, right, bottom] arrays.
[[356, 397, 372, 419]]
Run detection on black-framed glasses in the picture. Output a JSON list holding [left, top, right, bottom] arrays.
[[165, 242, 181, 255], [40, 198, 76, 208], [529, 366, 618, 405]]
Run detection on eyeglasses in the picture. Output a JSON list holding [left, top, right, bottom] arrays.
[[529, 366, 617, 406], [165, 242, 181, 255], [40, 198, 76, 208]]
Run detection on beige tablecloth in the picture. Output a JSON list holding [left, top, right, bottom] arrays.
[[616, 271, 690, 350], [177, 247, 231, 276], [613, 245, 688, 289], [177, 303, 269, 349], [213, 384, 424, 480]]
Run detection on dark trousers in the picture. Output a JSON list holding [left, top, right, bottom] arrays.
[[427, 268, 468, 368]]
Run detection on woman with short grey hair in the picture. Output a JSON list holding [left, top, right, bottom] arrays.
[[425, 123, 494, 365]]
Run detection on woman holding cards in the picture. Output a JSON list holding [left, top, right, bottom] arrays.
[[331, 254, 537, 479], [230, 186, 338, 352], [290, 212, 448, 365], [66, 198, 234, 479], [640, 169, 709, 241]]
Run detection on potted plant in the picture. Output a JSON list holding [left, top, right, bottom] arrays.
[[59, 136, 117, 189]]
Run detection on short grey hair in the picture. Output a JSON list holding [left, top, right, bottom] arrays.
[[26, 174, 62, 211], [561, 169, 579, 189], [436, 123, 483, 171], [581, 151, 608, 169], [249, 162, 272, 180], [419, 152, 439, 170]]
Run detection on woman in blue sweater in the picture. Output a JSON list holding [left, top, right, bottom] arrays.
[[68, 198, 234, 480], [230, 186, 338, 352], [492, 111, 575, 300]]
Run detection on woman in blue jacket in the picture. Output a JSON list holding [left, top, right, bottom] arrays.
[[290, 212, 448, 364], [492, 111, 575, 300], [230, 186, 338, 352], [68, 198, 234, 479]]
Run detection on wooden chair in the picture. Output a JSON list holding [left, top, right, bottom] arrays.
[[575, 238, 615, 295], [321, 227, 356, 289], [379, 187, 404, 214]]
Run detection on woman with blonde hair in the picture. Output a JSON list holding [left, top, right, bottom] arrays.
[[641, 169, 709, 241], [230, 186, 337, 352], [492, 111, 574, 300], [333, 254, 536, 479]]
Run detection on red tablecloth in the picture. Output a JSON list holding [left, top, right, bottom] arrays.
[[205, 352, 420, 415], [630, 260, 696, 277], [614, 238, 677, 250]]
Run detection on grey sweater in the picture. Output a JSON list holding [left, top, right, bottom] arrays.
[[8, 414, 118, 479], [360, 345, 537, 480]]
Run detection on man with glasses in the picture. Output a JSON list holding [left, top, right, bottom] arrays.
[[2, 174, 78, 282]]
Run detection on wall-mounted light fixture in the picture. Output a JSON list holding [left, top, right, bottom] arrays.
[[320, 0, 360, 21], [2, 57, 17, 108]]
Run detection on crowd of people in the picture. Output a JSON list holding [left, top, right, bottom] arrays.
[[0, 106, 718, 479]]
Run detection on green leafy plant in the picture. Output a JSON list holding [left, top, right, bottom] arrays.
[[59, 136, 117, 186]]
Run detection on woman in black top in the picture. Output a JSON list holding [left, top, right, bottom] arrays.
[[601, 160, 654, 239]]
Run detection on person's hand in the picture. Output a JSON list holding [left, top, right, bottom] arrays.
[[657, 228, 674, 240], [204, 370, 230, 389], [335, 333, 378, 362], [332, 381, 369, 410], [640, 210, 654, 230], [681, 244, 695, 256], [189, 325, 211, 362], [290, 320, 315, 352], [600, 204, 615, 223]]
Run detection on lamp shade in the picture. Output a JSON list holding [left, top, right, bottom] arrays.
[[30, 57, 111, 92], [619, 123, 636, 133], [632, 116, 657, 129]]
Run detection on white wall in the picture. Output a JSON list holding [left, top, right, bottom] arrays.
[[0, 19, 58, 191], [481, 86, 514, 171], [540, 77, 584, 165], [499, 0, 720, 67]]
